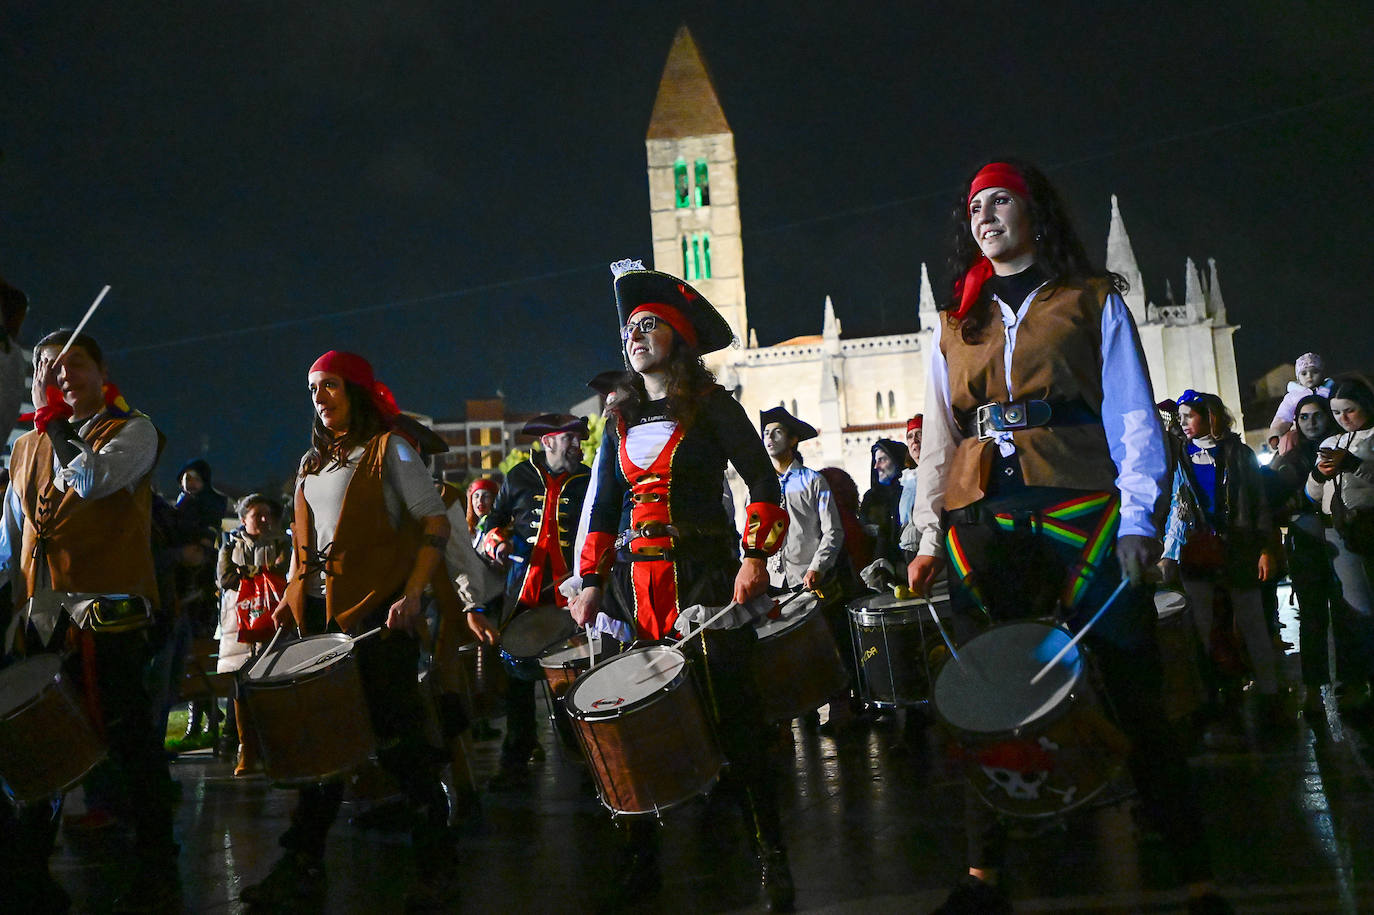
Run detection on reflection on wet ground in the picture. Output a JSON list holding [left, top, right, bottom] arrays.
[[50, 590, 1374, 912]]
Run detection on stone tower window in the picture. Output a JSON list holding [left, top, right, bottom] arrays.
[[876, 392, 884, 419], [674, 158, 690, 208], [694, 159, 710, 206], [692, 236, 703, 280], [888, 391, 896, 416], [701, 233, 712, 278], [681, 236, 692, 279]]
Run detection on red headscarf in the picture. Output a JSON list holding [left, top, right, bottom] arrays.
[[628, 303, 699, 350], [906, 414, 923, 433], [309, 350, 400, 419], [951, 162, 1032, 321]]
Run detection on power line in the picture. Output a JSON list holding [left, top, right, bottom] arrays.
[[109, 83, 1371, 356]]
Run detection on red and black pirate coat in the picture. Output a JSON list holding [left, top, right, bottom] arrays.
[[578, 385, 788, 639], [481, 449, 590, 614]]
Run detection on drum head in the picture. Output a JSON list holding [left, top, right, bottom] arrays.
[[752, 603, 817, 640], [245, 634, 353, 684], [539, 632, 603, 668], [933, 621, 1081, 734], [1154, 589, 1188, 620], [502, 605, 577, 660], [847, 592, 941, 627], [0, 655, 61, 716], [566, 646, 685, 717]]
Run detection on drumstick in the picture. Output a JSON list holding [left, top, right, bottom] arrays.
[[54, 286, 111, 360], [669, 601, 742, 650], [1029, 578, 1130, 685], [921, 596, 965, 670]]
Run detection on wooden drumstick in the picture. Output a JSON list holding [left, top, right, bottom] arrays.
[[55, 286, 111, 360], [1029, 578, 1130, 685]]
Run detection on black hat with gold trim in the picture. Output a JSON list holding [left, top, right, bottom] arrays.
[[610, 259, 734, 356]]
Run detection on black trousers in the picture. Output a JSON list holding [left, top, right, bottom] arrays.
[[0, 622, 176, 893], [285, 598, 450, 870], [947, 489, 1213, 886]]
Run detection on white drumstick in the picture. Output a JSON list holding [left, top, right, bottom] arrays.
[[584, 624, 599, 673], [1030, 578, 1130, 685], [55, 286, 111, 360], [669, 601, 740, 650], [921, 596, 965, 670]]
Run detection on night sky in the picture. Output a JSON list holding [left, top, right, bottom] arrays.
[[2, 2, 1369, 494]]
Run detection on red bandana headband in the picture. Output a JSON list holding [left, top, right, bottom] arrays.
[[951, 162, 1032, 321], [309, 350, 400, 419], [907, 414, 923, 433], [468, 477, 499, 496], [629, 303, 699, 350]]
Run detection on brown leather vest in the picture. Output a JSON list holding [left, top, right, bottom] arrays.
[[939, 278, 1121, 510], [285, 432, 423, 633], [10, 414, 163, 607]]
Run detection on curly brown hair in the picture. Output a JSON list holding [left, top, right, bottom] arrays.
[[607, 330, 717, 431], [943, 158, 1126, 344]]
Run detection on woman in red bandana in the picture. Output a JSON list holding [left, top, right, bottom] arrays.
[[908, 162, 1230, 914], [240, 350, 473, 911], [568, 263, 795, 912]]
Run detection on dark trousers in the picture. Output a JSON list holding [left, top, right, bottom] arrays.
[[501, 673, 538, 768], [1288, 525, 1341, 686], [948, 489, 1213, 886], [0, 624, 176, 893], [286, 599, 450, 870]]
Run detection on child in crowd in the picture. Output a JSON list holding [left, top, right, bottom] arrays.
[[1269, 352, 1334, 445], [216, 493, 291, 774]]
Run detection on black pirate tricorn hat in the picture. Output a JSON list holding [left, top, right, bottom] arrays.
[[586, 370, 626, 396], [759, 406, 817, 443], [610, 259, 734, 356], [522, 413, 589, 437]]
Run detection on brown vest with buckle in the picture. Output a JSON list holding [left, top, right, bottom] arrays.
[[10, 414, 163, 608], [939, 277, 1121, 510]]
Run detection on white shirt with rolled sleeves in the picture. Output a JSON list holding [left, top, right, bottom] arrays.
[[770, 459, 844, 589], [913, 285, 1167, 559], [2, 412, 160, 643]]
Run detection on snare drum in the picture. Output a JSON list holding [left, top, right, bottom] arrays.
[[932, 620, 1129, 818], [241, 634, 377, 784], [0, 655, 107, 803], [500, 604, 578, 681], [848, 590, 960, 707], [565, 645, 724, 816], [751, 602, 848, 722], [540, 632, 616, 760]]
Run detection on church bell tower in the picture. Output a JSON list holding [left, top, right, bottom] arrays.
[[645, 25, 747, 367]]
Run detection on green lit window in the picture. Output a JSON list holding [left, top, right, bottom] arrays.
[[694, 159, 710, 206], [682, 236, 691, 279], [674, 158, 689, 208], [692, 236, 702, 280], [701, 234, 712, 278]]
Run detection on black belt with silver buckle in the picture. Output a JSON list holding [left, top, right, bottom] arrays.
[[960, 399, 1098, 441]]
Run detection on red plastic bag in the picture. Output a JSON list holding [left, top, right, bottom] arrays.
[[235, 571, 286, 643]]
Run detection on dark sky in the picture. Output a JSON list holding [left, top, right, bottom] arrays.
[[2, 1, 1370, 494]]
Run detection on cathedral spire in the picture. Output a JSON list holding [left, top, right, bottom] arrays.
[[1206, 257, 1227, 326], [917, 262, 938, 330], [1184, 257, 1206, 323], [822, 295, 842, 341], [1105, 195, 1147, 324], [647, 26, 730, 140]]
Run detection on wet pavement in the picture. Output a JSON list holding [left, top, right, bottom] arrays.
[[48, 589, 1374, 913]]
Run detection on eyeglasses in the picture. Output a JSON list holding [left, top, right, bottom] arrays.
[[620, 315, 662, 340]]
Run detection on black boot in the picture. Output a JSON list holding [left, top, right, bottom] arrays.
[[931, 875, 1012, 914], [759, 845, 795, 913], [240, 852, 326, 909], [183, 702, 203, 741]]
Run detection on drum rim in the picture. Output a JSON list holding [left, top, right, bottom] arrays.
[[564, 645, 689, 720], [931, 619, 1083, 736], [848, 605, 931, 627], [0, 653, 64, 719], [243, 632, 355, 686]]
